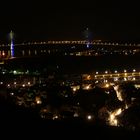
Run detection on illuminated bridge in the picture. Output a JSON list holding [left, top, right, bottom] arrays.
[[1, 40, 140, 47], [0, 40, 140, 59]]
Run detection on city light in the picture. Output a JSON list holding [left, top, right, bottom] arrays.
[[27, 82, 31, 85], [53, 115, 59, 120], [10, 92, 14, 96], [36, 100, 42, 104], [2, 52, 5, 56], [0, 82, 3, 84], [95, 80, 99, 84], [105, 83, 109, 88], [86, 85, 90, 90], [114, 77, 118, 81], [7, 84, 10, 87], [124, 70, 127, 73], [87, 115, 92, 120], [114, 85, 123, 101], [105, 71, 108, 74], [1, 38, 140, 131], [124, 77, 127, 81], [96, 71, 98, 74], [115, 70, 117, 73], [74, 113, 79, 117], [13, 70, 17, 74], [87, 75, 91, 80], [133, 77, 136, 81], [22, 84, 25, 87], [73, 88, 77, 92], [109, 108, 122, 126]]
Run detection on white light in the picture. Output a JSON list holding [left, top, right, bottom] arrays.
[[109, 108, 122, 126], [37, 100, 42, 104], [125, 104, 128, 109], [2, 52, 5, 56], [124, 70, 127, 73], [115, 108, 122, 116], [65, 94, 68, 97], [0, 82, 3, 84], [114, 77, 118, 81], [74, 113, 79, 117], [124, 78, 127, 81], [115, 70, 117, 73], [114, 85, 123, 101], [73, 88, 77, 92], [87, 115, 92, 120], [14, 82, 16, 85], [109, 113, 118, 126], [110, 114, 115, 121], [105, 91, 110, 94], [10, 92, 14, 96], [105, 83, 109, 88], [133, 69, 136, 72], [13, 70, 17, 74], [105, 71, 108, 74], [28, 82, 30, 85], [53, 115, 59, 120], [96, 71, 98, 74], [95, 80, 98, 84], [86, 85, 90, 90], [133, 77, 136, 81], [22, 84, 25, 87]]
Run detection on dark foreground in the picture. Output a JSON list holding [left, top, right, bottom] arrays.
[[0, 97, 139, 139]]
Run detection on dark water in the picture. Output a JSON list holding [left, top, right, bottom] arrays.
[[4, 55, 140, 74]]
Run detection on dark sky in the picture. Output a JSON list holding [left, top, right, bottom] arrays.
[[0, 1, 140, 43]]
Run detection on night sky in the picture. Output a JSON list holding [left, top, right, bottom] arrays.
[[0, 1, 140, 43]]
